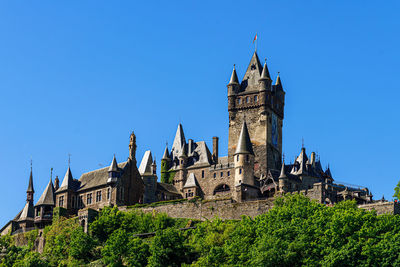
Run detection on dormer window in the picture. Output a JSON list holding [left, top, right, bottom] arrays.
[[238, 98, 242, 104]]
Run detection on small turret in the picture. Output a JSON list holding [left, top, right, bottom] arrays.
[[107, 155, 119, 183], [27, 163, 34, 203], [234, 121, 255, 186], [161, 145, 171, 183], [278, 161, 288, 192], [258, 60, 272, 92], [227, 65, 240, 95]]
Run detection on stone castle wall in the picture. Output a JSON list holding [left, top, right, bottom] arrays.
[[124, 198, 275, 220], [127, 198, 400, 221], [358, 201, 400, 215]]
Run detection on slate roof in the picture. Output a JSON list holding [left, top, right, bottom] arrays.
[[171, 124, 186, 160], [240, 51, 263, 92], [228, 65, 239, 85], [235, 121, 254, 155], [162, 146, 170, 160], [16, 202, 34, 222], [78, 162, 127, 192], [183, 173, 199, 188], [57, 167, 76, 192], [108, 155, 119, 172], [259, 61, 271, 81], [139, 151, 153, 175], [157, 183, 181, 195], [27, 169, 34, 193], [35, 179, 55, 207]]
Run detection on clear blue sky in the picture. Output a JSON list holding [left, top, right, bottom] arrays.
[[0, 1, 399, 226]]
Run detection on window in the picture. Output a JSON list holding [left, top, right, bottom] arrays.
[[213, 173, 216, 178], [239, 168, 242, 174], [96, 191, 102, 202], [238, 98, 241, 104], [220, 172, 223, 177], [59, 196, 64, 207], [79, 196, 83, 208], [254, 95, 258, 102], [227, 171, 230, 176], [87, 193, 92, 205], [201, 170, 204, 178], [246, 96, 249, 103], [36, 209, 40, 217], [107, 188, 111, 200], [236, 155, 239, 162]]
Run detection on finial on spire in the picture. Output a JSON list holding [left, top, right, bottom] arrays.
[[50, 168, 53, 180], [30, 157, 32, 171], [302, 138, 304, 148], [68, 153, 71, 167]]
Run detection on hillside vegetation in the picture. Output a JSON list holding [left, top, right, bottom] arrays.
[[1, 194, 400, 266]]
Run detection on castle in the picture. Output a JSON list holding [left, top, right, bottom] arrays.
[[1, 50, 374, 235]]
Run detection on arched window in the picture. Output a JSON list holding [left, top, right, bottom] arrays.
[[213, 184, 230, 195]]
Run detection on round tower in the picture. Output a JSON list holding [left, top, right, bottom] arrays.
[[234, 121, 255, 186], [227, 65, 240, 111]]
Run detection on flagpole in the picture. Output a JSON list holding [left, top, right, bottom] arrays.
[[255, 33, 257, 52]]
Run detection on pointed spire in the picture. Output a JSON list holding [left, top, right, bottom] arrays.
[[259, 60, 271, 81], [139, 151, 153, 175], [183, 173, 199, 188], [162, 145, 170, 160], [108, 154, 119, 172], [171, 124, 186, 158], [35, 178, 55, 207], [241, 51, 263, 91], [275, 72, 282, 86], [235, 121, 254, 155], [279, 161, 287, 179], [294, 147, 308, 175], [228, 64, 239, 85], [325, 167, 332, 178], [57, 167, 74, 192], [27, 162, 34, 193]]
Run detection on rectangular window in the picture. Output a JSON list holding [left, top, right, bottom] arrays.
[[87, 193, 92, 205], [96, 191, 102, 202], [227, 171, 230, 176], [79, 196, 83, 208], [59, 196, 64, 207], [213, 173, 216, 178], [201, 170, 204, 178], [107, 188, 111, 200], [254, 95, 258, 102], [238, 98, 241, 104], [220, 172, 223, 177], [239, 168, 242, 174]]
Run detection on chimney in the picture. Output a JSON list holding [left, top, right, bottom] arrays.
[[54, 176, 60, 191], [212, 137, 219, 163], [310, 152, 316, 167], [188, 139, 194, 155]]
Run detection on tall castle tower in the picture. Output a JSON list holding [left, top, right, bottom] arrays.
[[227, 51, 285, 178]]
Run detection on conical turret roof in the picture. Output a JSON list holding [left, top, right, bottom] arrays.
[[17, 202, 34, 222], [275, 73, 282, 86], [57, 167, 74, 192], [325, 167, 332, 178], [228, 65, 239, 85], [108, 155, 119, 172], [259, 61, 271, 81], [279, 161, 287, 179], [27, 168, 34, 193], [235, 121, 254, 155], [162, 145, 170, 160], [35, 178, 55, 207]]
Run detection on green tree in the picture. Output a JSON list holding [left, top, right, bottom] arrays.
[[394, 180, 400, 200], [148, 228, 191, 267]]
